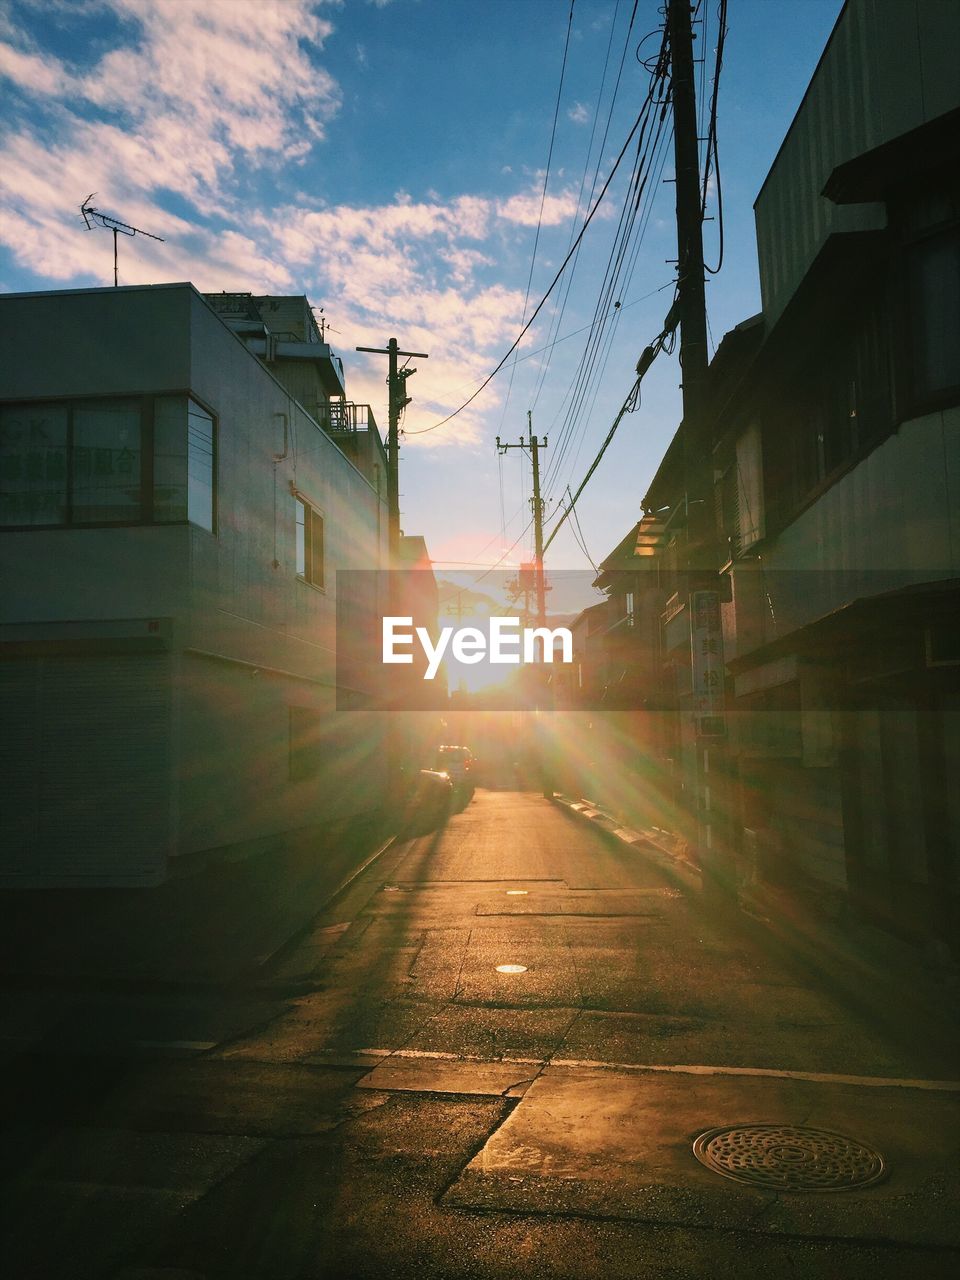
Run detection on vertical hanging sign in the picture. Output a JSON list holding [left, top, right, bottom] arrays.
[[690, 589, 726, 737]]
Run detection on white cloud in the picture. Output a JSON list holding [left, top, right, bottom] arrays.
[[497, 189, 580, 228], [0, 0, 340, 216], [567, 101, 590, 125], [0, 40, 72, 94], [0, 3, 593, 451]]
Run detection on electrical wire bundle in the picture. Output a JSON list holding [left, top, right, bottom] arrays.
[[426, 0, 729, 579]]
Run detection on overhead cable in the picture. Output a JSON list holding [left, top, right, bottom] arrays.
[[702, 0, 728, 274], [496, 0, 577, 435], [542, 303, 676, 556], [406, 43, 668, 436]]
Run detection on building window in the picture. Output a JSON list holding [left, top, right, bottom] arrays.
[[625, 591, 635, 627], [295, 494, 324, 588], [762, 286, 894, 534], [71, 400, 142, 524], [906, 226, 960, 406], [0, 402, 69, 526], [154, 396, 215, 531], [1, 394, 216, 531]]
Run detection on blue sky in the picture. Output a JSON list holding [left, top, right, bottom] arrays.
[[0, 0, 843, 587]]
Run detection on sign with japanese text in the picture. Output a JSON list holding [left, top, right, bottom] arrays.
[[690, 589, 726, 737]]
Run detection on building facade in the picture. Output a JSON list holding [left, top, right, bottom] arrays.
[[0, 283, 389, 886], [642, 0, 960, 945]]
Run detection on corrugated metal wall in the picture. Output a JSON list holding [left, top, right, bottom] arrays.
[[0, 654, 172, 886], [755, 0, 960, 326]]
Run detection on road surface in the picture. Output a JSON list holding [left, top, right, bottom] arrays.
[[1, 791, 957, 1278]]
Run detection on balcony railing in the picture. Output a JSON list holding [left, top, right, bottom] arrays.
[[325, 402, 379, 435]]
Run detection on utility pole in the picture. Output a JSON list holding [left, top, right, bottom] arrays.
[[356, 338, 429, 562], [529, 412, 547, 629], [667, 0, 728, 892], [668, 0, 709, 513], [496, 412, 548, 627], [443, 591, 468, 698], [497, 415, 551, 798]]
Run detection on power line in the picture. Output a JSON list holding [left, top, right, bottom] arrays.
[[474, 515, 536, 583], [498, 0, 577, 434], [404, 100, 658, 437], [565, 484, 600, 573], [701, 0, 728, 274], [530, 0, 640, 411], [540, 45, 671, 502], [539, 27, 671, 484], [542, 308, 676, 557], [426, 280, 673, 403], [545, 113, 674, 506]]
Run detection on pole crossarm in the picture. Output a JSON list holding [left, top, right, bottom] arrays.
[[355, 347, 430, 358]]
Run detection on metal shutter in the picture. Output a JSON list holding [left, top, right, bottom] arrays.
[[0, 653, 172, 886]]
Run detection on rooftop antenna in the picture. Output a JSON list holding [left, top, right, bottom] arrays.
[[80, 194, 164, 287]]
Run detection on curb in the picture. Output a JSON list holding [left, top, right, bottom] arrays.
[[0, 829, 406, 998], [550, 794, 959, 1063], [252, 831, 404, 990], [550, 793, 701, 890]]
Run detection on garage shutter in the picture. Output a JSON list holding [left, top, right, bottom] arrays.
[[0, 653, 172, 886]]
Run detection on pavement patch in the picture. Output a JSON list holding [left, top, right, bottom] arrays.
[[356, 1053, 543, 1096], [441, 1063, 960, 1247]]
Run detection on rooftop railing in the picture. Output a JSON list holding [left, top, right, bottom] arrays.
[[326, 402, 379, 434]]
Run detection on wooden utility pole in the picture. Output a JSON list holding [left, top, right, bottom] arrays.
[[356, 338, 429, 561], [667, 0, 728, 890], [497, 416, 551, 798], [668, 0, 710, 530], [529, 412, 547, 628], [496, 412, 548, 627]]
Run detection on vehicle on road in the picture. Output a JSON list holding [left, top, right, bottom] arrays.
[[400, 767, 454, 834], [435, 745, 475, 809]]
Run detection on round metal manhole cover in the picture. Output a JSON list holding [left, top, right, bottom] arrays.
[[692, 1124, 886, 1192]]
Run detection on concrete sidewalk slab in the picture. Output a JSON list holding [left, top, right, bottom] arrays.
[[442, 1062, 960, 1247], [356, 1052, 542, 1096]]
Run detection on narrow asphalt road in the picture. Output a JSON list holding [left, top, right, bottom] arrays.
[[1, 790, 958, 1279]]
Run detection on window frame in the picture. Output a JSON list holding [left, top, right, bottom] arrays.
[[760, 275, 898, 538], [896, 220, 960, 419], [294, 492, 325, 590], [0, 391, 218, 533]]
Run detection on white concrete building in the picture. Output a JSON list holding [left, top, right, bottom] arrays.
[[0, 283, 388, 886]]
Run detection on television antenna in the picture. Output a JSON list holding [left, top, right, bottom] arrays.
[[80, 194, 164, 287]]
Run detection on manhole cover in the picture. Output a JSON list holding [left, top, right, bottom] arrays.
[[692, 1124, 886, 1192]]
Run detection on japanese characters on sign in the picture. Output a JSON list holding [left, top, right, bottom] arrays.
[[690, 589, 726, 737]]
